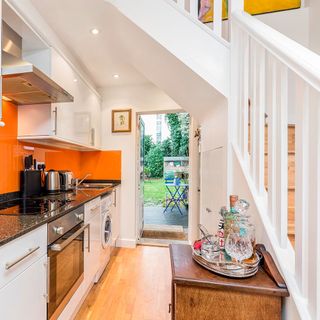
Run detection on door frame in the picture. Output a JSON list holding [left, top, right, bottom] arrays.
[[136, 116, 145, 240], [135, 110, 200, 243]]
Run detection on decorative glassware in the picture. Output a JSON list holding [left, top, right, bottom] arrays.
[[234, 199, 250, 215], [201, 238, 219, 261], [225, 232, 253, 262]]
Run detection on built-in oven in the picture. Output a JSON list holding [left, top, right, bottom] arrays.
[[47, 206, 89, 320]]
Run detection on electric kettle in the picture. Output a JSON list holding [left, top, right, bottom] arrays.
[[46, 170, 61, 193]]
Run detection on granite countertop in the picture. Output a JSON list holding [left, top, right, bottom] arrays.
[[0, 182, 120, 247]]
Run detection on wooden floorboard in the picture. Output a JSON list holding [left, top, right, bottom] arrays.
[[75, 246, 171, 320]]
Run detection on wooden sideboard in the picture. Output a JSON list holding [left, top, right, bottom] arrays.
[[169, 244, 289, 320]]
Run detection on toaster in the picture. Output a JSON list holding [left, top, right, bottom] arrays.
[[59, 171, 74, 191]]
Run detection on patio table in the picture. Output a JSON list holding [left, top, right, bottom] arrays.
[[164, 183, 189, 215]]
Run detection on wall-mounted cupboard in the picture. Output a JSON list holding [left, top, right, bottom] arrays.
[[17, 48, 101, 150]]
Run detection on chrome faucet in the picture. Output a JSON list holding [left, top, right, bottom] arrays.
[[75, 173, 92, 188]]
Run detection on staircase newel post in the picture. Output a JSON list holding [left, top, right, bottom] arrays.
[[227, 0, 244, 200]]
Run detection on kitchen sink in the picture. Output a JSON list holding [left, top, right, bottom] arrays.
[[77, 183, 114, 190]]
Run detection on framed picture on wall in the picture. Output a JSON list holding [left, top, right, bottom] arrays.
[[112, 109, 132, 133], [198, 0, 301, 23]]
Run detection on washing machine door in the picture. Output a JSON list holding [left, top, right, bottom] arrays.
[[102, 214, 112, 249]]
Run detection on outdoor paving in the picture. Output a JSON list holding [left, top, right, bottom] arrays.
[[144, 205, 188, 228]]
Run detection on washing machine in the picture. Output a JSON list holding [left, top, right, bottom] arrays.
[[96, 193, 113, 281]]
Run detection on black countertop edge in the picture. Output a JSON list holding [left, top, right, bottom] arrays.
[[83, 179, 121, 184], [0, 191, 21, 203], [0, 184, 120, 248]]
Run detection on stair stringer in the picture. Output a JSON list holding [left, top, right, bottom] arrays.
[[104, 0, 229, 120], [231, 145, 310, 320]]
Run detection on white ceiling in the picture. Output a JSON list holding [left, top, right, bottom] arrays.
[[29, 0, 150, 88]]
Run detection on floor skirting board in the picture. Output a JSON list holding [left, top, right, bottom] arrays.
[[116, 238, 137, 248]]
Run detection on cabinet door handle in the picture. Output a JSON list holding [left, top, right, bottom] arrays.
[[90, 205, 100, 212], [87, 223, 91, 253], [46, 257, 50, 303], [53, 107, 58, 135], [168, 303, 172, 313], [50, 224, 90, 252], [113, 190, 117, 207], [5, 246, 40, 270]]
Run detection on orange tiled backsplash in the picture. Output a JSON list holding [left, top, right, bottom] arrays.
[[0, 101, 121, 194]]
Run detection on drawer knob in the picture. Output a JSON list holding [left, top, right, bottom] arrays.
[[75, 213, 84, 221], [53, 226, 64, 235]]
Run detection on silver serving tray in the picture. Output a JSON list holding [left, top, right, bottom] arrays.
[[193, 249, 260, 268], [192, 249, 260, 278]]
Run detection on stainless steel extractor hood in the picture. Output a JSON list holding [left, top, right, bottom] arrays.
[[1, 21, 74, 105]]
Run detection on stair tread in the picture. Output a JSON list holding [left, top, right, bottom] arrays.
[[265, 186, 295, 191], [264, 151, 295, 155]]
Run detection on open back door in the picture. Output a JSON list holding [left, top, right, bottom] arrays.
[[137, 116, 145, 239]]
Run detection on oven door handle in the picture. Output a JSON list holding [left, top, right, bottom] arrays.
[[50, 224, 90, 252]]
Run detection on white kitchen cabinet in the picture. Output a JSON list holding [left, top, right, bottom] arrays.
[[0, 255, 47, 320], [84, 198, 101, 287], [0, 224, 47, 289], [51, 49, 101, 147], [112, 186, 121, 248], [17, 48, 101, 150]]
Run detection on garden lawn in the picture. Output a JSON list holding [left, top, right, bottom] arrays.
[[143, 178, 166, 206]]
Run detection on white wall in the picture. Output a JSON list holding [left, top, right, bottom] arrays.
[[188, 117, 201, 243], [99, 82, 229, 247], [309, 0, 320, 54], [199, 98, 228, 234], [257, 8, 309, 47], [99, 83, 181, 247]]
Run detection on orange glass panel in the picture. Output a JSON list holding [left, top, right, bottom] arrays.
[[0, 102, 121, 194]]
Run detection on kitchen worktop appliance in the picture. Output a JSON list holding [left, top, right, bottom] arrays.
[[0, 194, 74, 216], [47, 205, 89, 320], [46, 170, 61, 194], [59, 170, 75, 191], [2, 21, 74, 105]]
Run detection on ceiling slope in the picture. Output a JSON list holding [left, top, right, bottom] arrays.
[[103, 0, 229, 119]]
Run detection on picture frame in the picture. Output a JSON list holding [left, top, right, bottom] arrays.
[[112, 109, 132, 133], [198, 0, 301, 24]]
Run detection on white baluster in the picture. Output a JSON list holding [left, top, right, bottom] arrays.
[[237, 29, 245, 154], [250, 40, 257, 179], [214, 0, 223, 37], [275, 64, 288, 248], [295, 81, 309, 297], [230, 23, 240, 146], [255, 45, 266, 195], [241, 33, 249, 164], [189, 0, 198, 19], [305, 87, 320, 319], [267, 58, 278, 226]]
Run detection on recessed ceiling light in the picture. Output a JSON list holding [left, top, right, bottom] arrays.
[[73, 78, 78, 82], [90, 28, 100, 35], [113, 74, 120, 79]]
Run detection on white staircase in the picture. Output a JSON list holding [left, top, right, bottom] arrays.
[[107, 0, 319, 318], [231, 10, 320, 320], [105, 0, 229, 119]]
